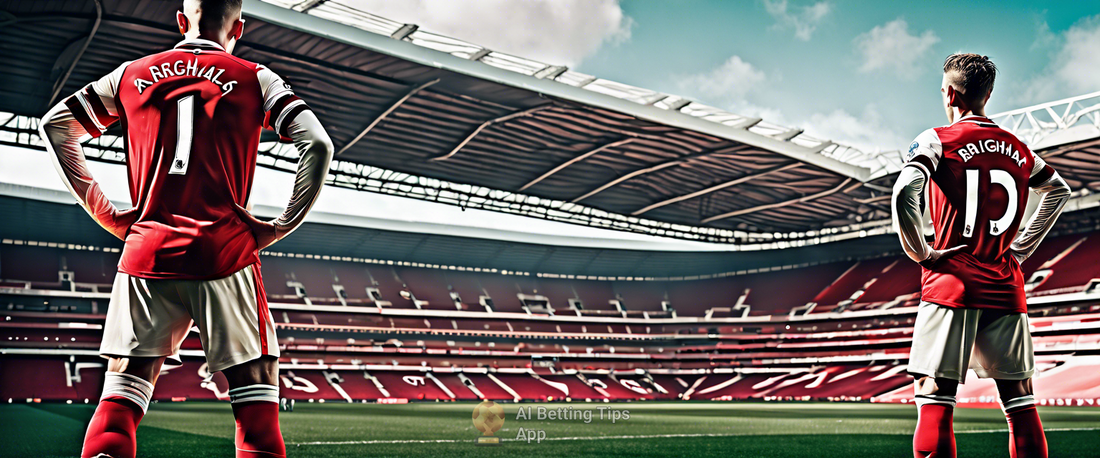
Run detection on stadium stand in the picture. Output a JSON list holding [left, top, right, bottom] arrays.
[[4, 219, 1100, 406], [1032, 234, 1100, 295]]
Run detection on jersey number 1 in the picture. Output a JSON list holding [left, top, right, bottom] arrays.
[[963, 168, 1017, 238], [169, 95, 195, 175]]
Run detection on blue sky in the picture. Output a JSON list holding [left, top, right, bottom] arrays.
[[573, 0, 1100, 152]]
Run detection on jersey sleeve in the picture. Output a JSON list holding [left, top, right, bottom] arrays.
[[257, 65, 310, 139], [62, 62, 128, 138], [903, 128, 942, 177], [1028, 149, 1056, 187]]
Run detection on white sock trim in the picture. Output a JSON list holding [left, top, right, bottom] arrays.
[[101, 372, 154, 414], [229, 384, 280, 404], [1001, 395, 1036, 413], [915, 394, 957, 408]]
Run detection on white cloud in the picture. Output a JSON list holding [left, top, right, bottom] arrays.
[[802, 105, 907, 154], [676, 56, 903, 154], [675, 56, 785, 122], [1030, 20, 1057, 51], [763, 0, 832, 41], [854, 19, 939, 79], [342, 0, 633, 66], [678, 56, 767, 101], [1018, 14, 1100, 104]]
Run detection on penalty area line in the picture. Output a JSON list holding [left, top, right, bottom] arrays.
[[290, 428, 1100, 446], [291, 433, 750, 446], [957, 427, 1100, 434]]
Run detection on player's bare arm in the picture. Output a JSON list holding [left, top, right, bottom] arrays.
[[233, 110, 334, 250]]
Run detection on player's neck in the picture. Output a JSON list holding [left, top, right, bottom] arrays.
[[183, 31, 231, 52], [952, 107, 986, 122]]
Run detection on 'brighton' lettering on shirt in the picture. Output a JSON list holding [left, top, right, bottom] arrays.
[[957, 139, 1025, 167], [134, 59, 238, 96]]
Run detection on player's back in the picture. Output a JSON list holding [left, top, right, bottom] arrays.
[[106, 39, 291, 279], [925, 116, 1034, 264], [905, 115, 1046, 312]]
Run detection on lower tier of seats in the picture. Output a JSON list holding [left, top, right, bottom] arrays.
[[4, 355, 1098, 406]]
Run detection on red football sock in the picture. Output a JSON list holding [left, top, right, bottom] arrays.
[[82, 372, 154, 458], [81, 398, 145, 458], [232, 401, 286, 458], [913, 397, 956, 458], [1005, 403, 1047, 458]]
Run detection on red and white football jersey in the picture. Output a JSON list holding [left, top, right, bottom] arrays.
[[905, 115, 1055, 313], [64, 38, 310, 280]]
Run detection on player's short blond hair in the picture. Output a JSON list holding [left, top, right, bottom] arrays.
[[943, 53, 997, 108]]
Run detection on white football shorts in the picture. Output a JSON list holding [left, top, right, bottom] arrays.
[[99, 264, 279, 372], [908, 301, 1035, 383]]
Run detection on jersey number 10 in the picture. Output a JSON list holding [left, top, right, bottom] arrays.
[[963, 168, 1017, 238]]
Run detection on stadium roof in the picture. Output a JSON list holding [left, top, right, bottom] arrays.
[[989, 90, 1100, 192], [0, 0, 1095, 246], [0, 0, 906, 245]]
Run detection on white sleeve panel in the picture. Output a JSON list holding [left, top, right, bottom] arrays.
[[89, 61, 130, 116], [892, 166, 933, 263], [1011, 172, 1071, 262], [903, 128, 943, 176], [1030, 152, 1049, 177], [256, 64, 295, 111], [272, 110, 333, 239]]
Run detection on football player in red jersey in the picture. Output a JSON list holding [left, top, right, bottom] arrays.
[[892, 54, 1071, 458], [38, 1, 333, 457]]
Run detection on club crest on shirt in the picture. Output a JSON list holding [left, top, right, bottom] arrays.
[[905, 141, 919, 161]]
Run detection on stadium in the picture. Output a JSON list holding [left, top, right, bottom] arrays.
[[1, 1, 1099, 457]]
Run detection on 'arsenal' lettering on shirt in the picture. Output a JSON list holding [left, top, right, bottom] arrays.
[[957, 139, 1024, 167], [134, 59, 238, 96]]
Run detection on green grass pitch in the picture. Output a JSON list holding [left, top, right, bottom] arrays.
[[2, 402, 1098, 457]]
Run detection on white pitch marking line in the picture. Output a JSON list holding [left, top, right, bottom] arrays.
[[957, 427, 1100, 434], [292, 439, 467, 445], [291, 433, 745, 446], [290, 428, 1100, 446]]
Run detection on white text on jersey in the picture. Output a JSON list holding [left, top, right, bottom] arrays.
[[958, 139, 1025, 168], [134, 59, 238, 96]]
